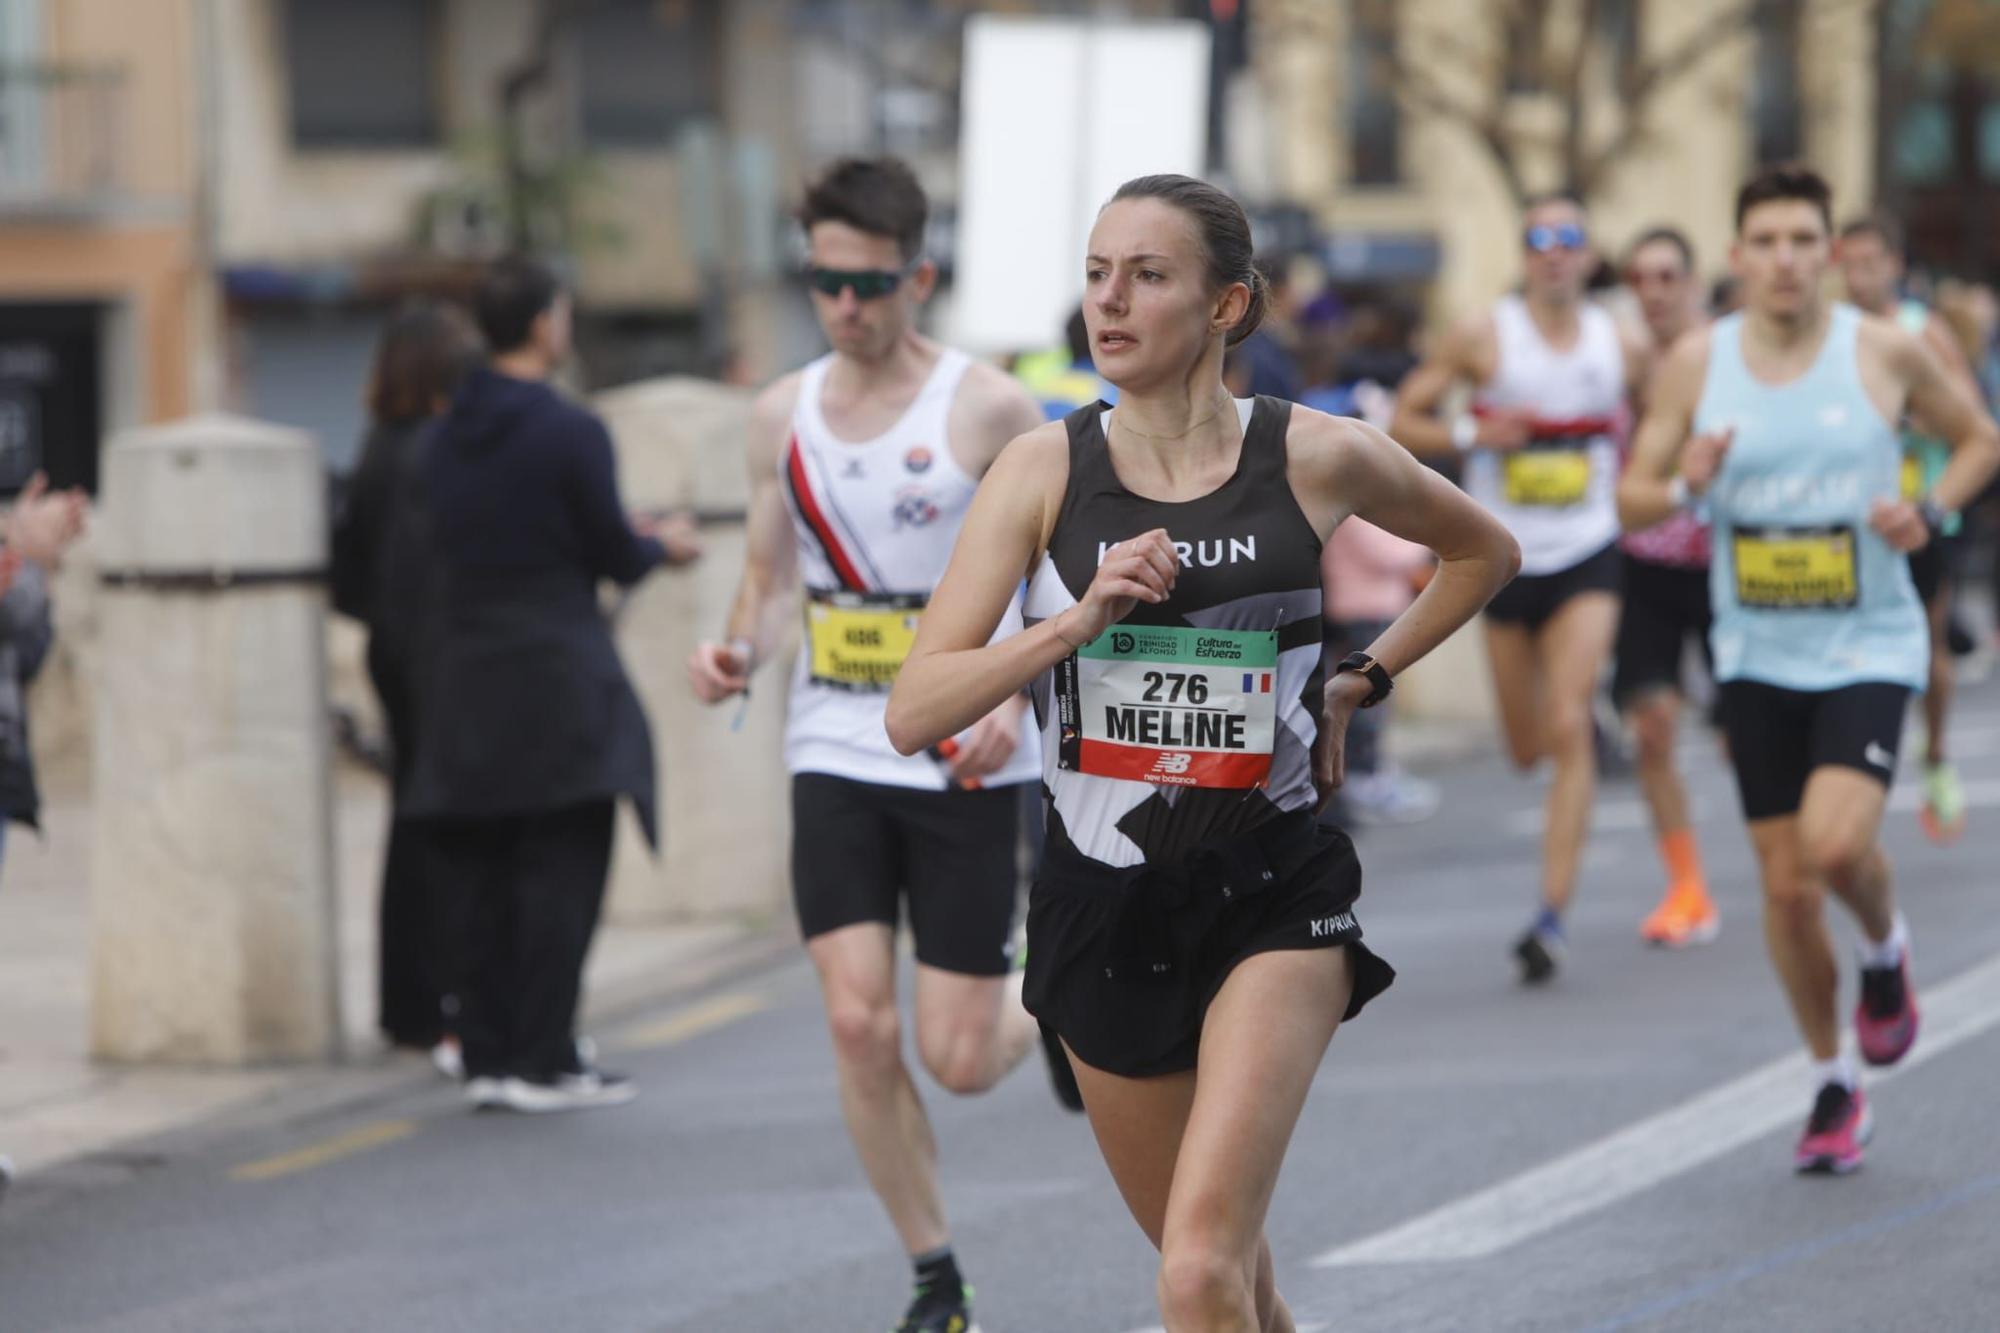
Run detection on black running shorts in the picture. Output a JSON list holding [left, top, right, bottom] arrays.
[[791, 773, 1020, 976], [1612, 555, 1713, 705], [1716, 680, 1911, 822], [1484, 543, 1623, 631], [1907, 539, 1951, 608], [1022, 812, 1395, 1079]]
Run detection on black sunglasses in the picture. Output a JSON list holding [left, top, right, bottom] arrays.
[[804, 265, 914, 300]]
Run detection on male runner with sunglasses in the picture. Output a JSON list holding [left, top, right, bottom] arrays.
[[1394, 192, 1651, 983], [1616, 227, 1721, 947], [686, 156, 1073, 1333]]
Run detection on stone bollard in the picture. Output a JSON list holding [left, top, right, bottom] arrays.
[[88, 415, 340, 1064], [595, 377, 792, 926]]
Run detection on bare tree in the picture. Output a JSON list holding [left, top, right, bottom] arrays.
[[1338, 0, 1871, 206]]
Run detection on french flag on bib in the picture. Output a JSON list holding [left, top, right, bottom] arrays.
[[1242, 672, 1272, 693]]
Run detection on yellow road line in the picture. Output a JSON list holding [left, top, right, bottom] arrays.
[[229, 1119, 417, 1183], [618, 992, 770, 1049]]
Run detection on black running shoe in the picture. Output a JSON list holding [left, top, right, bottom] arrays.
[[893, 1280, 980, 1333], [1513, 926, 1564, 985], [1039, 1021, 1085, 1113]]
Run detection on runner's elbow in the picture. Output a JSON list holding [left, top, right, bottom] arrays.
[[882, 688, 931, 757]]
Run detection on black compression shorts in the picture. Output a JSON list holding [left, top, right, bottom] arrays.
[[1716, 680, 1910, 822], [1612, 555, 1713, 705], [791, 773, 1021, 976], [1485, 542, 1623, 632]]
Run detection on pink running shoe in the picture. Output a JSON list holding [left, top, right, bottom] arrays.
[[1856, 956, 1920, 1067], [1795, 1083, 1872, 1175]]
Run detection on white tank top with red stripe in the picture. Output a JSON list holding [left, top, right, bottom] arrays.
[[780, 347, 1041, 790], [1467, 295, 1626, 576]]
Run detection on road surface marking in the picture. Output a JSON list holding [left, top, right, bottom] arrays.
[[618, 991, 770, 1049], [229, 1119, 416, 1183], [1504, 778, 2000, 839], [1312, 948, 2000, 1267]]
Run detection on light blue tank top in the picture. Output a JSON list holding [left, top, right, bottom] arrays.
[[1696, 304, 1927, 692]]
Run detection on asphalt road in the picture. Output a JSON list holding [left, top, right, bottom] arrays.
[[6, 674, 2000, 1332]]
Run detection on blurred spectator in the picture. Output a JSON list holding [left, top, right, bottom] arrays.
[[330, 300, 483, 1062], [1323, 517, 1439, 825], [1234, 256, 1306, 401], [1709, 274, 1743, 317], [0, 474, 86, 859], [1301, 297, 1417, 430], [402, 255, 698, 1113], [1015, 305, 1111, 419], [0, 471, 87, 1206]]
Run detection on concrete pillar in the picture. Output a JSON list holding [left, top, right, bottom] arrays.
[[88, 414, 339, 1064], [595, 378, 792, 925]]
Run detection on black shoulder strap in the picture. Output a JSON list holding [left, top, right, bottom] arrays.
[[1244, 396, 1295, 482]]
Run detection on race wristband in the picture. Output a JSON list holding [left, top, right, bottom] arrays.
[[1667, 476, 1692, 510], [726, 637, 756, 674], [1451, 413, 1479, 453]]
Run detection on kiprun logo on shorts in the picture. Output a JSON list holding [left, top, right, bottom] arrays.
[[1309, 912, 1357, 939], [1864, 740, 1896, 772]]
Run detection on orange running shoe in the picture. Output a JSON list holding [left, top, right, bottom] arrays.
[[1639, 881, 1720, 948]]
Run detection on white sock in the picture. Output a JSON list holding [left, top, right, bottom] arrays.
[[1810, 1055, 1856, 1093], [1860, 912, 1910, 970]]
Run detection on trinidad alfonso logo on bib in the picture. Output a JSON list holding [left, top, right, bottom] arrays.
[[1056, 624, 1279, 788]]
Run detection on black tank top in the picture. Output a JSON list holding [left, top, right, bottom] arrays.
[[1022, 397, 1327, 870]]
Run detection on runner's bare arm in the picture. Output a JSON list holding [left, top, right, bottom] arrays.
[[1894, 326, 2000, 516], [1618, 331, 1713, 531], [687, 375, 800, 702], [1390, 315, 1529, 455], [1293, 412, 1519, 690], [1912, 312, 1987, 438], [937, 361, 1049, 777], [1619, 322, 1657, 409], [948, 359, 1052, 478]]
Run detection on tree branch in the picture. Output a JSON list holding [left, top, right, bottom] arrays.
[[1558, 0, 1602, 190]]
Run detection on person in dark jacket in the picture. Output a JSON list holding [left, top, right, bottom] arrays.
[[403, 255, 698, 1113], [0, 472, 85, 852], [0, 470, 85, 1209], [331, 300, 483, 1060]]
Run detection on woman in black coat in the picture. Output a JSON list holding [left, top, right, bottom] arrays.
[[331, 301, 482, 1054]]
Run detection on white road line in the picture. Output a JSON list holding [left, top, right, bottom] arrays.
[[1311, 949, 2000, 1268], [1502, 778, 2000, 839]]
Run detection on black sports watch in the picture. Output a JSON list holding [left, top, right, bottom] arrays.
[[1333, 652, 1394, 709], [1917, 497, 1949, 542]]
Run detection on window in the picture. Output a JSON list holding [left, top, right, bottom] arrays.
[[1750, 0, 1803, 164], [285, 0, 440, 149], [1349, 0, 1400, 186], [575, 0, 719, 148]]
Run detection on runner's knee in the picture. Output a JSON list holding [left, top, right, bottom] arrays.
[[1629, 695, 1677, 766], [1801, 826, 1871, 889], [1157, 1244, 1254, 1329], [1758, 863, 1822, 918], [825, 992, 901, 1075], [1543, 697, 1593, 759], [917, 1023, 998, 1096]]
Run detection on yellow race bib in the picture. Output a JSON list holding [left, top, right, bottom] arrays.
[[805, 591, 924, 691], [1732, 525, 1858, 610], [1900, 454, 1925, 502], [1503, 448, 1592, 507]]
